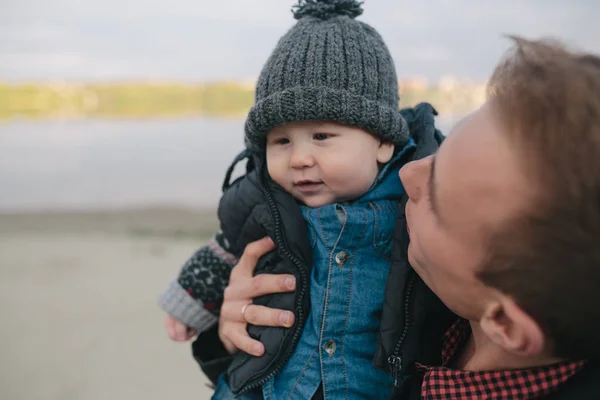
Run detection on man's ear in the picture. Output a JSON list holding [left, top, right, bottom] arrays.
[[377, 141, 394, 164], [480, 296, 545, 357]]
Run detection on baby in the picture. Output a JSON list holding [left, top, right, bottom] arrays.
[[158, 1, 438, 399]]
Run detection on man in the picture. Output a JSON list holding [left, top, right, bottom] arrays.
[[189, 37, 600, 399], [395, 37, 600, 399]]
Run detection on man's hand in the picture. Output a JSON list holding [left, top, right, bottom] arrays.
[[218, 237, 297, 356]]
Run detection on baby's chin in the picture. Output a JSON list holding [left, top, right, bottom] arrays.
[[293, 193, 336, 208], [297, 197, 333, 208], [292, 190, 369, 208]]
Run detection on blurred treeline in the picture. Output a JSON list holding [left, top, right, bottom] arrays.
[[0, 79, 486, 121]]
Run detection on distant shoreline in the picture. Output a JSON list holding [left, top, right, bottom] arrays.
[[0, 80, 486, 122], [0, 206, 220, 238]]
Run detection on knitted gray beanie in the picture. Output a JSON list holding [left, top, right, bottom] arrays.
[[244, 0, 409, 151]]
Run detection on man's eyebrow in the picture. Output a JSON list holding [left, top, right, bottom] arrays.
[[428, 154, 439, 216]]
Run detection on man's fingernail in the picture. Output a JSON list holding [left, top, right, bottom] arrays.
[[252, 343, 264, 356], [279, 312, 292, 327], [285, 277, 296, 289]]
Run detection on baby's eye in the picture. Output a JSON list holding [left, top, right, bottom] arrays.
[[274, 138, 290, 145], [313, 133, 329, 141]]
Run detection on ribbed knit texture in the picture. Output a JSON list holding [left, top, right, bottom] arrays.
[[245, 0, 408, 150]]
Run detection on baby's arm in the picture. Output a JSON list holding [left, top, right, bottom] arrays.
[[158, 232, 238, 337]]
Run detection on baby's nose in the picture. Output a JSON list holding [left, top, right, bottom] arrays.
[[290, 147, 315, 168]]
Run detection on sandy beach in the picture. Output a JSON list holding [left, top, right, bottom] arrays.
[[0, 208, 220, 400]]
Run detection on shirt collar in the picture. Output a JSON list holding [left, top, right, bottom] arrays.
[[416, 319, 586, 400]]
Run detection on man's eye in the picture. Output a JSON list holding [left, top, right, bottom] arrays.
[[314, 133, 329, 141]]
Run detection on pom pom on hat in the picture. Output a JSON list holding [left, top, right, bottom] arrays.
[[292, 0, 363, 20]]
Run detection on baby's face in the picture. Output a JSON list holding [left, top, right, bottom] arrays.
[[266, 121, 393, 207]]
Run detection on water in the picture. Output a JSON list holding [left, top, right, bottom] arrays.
[[0, 117, 455, 212], [0, 118, 248, 212]]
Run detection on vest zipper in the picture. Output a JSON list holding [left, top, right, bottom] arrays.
[[388, 272, 416, 387], [235, 181, 310, 396]]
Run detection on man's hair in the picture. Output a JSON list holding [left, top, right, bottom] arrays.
[[479, 36, 600, 360]]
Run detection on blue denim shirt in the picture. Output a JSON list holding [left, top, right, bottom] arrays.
[[262, 139, 416, 400]]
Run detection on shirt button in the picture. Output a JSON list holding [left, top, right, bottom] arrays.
[[335, 251, 348, 266], [324, 340, 337, 356]]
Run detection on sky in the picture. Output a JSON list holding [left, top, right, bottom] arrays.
[[0, 0, 598, 82]]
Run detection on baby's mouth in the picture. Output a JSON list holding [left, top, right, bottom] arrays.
[[294, 180, 323, 193]]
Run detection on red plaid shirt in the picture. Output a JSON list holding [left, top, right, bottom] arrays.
[[416, 319, 585, 399]]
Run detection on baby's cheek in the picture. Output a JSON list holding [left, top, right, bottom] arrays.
[[338, 170, 374, 197], [351, 162, 379, 186], [325, 156, 362, 177], [266, 157, 286, 183]]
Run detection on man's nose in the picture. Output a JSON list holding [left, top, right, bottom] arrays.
[[399, 157, 430, 202], [290, 145, 315, 169]]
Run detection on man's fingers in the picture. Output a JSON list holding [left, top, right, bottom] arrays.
[[227, 274, 296, 301], [229, 329, 265, 357], [220, 300, 249, 322], [218, 237, 289, 358], [221, 301, 295, 327], [234, 237, 276, 277], [243, 304, 295, 328], [220, 334, 238, 355]]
